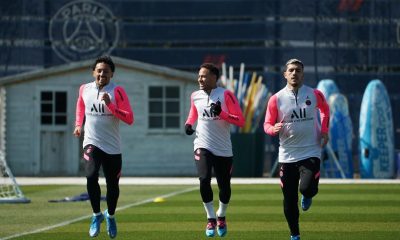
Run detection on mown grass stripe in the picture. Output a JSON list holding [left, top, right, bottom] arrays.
[[0, 187, 196, 240]]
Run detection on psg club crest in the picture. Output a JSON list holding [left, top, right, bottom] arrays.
[[49, 0, 120, 62]]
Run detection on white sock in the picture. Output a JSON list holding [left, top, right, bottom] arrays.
[[203, 201, 216, 219], [105, 210, 115, 218], [93, 212, 102, 217], [216, 201, 228, 218]]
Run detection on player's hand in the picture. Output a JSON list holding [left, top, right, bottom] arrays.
[[73, 126, 82, 137], [101, 92, 111, 105], [320, 133, 329, 147], [271, 122, 283, 134], [185, 124, 195, 135], [210, 101, 222, 116]]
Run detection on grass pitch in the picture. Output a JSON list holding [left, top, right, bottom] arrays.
[[0, 183, 399, 239]]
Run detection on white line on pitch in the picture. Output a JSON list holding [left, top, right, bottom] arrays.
[[0, 187, 197, 240]]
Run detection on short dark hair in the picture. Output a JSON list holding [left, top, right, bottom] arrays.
[[284, 58, 304, 71], [92, 55, 115, 72], [200, 63, 220, 80]]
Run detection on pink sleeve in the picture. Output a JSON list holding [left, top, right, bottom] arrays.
[[75, 84, 85, 127], [219, 90, 245, 127], [263, 95, 279, 136], [185, 92, 198, 125], [106, 86, 134, 125], [314, 89, 330, 133]]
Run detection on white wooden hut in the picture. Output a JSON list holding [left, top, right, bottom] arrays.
[[0, 57, 199, 176]]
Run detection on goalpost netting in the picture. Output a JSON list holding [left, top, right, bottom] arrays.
[[0, 151, 30, 203], [0, 87, 30, 203]]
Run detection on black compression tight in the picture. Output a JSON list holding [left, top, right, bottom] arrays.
[[279, 157, 320, 236], [84, 145, 122, 215], [194, 148, 233, 204]]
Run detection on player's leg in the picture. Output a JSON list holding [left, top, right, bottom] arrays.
[[299, 157, 321, 211], [102, 153, 122, 215], [84, 145, 102, 213], [83, 145, 104, 237], [213, 155, 233, 237], [213, 155, 233, 207], [195, 148, 215, 209], [194, 148, 216, 237], [280, 162, 301, 238], [102, 152, 122, 239]]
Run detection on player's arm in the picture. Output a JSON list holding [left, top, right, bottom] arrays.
[[73, 85, 85, 137], [219, 90, 245, 127], [263, 95, 282, 136], [184, 92, 198, 135], [314, 89, 330, 146], [106, 86, 134, 125]]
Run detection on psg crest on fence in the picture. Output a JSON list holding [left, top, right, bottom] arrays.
[[49, 0, 120, 62]]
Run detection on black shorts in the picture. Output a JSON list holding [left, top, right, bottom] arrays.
[[83, 144, 122, 179]]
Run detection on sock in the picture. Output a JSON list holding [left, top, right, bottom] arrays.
[[105, 210, 115, 218], [93, 212, 102, 217], [216, 201, 228, 218], [203, 201, 216, 219]]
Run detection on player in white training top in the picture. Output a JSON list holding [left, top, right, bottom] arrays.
[[185, 63, 245, 237], [264, 59, 330, 240], [73, 56, 134, 238]]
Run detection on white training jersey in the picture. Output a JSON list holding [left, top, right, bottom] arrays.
[[192, 87, 232, 156], [81, 82, 121, 154], [264, 85, 330, 163]]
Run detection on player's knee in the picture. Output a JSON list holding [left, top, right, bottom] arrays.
[[199, 176, 212, 188], [284, 194, 298, 204], [86, 171, 99, 181], [85, 163, 98, 178], [86, 176, 99, 190], [106, 180, 119, 189]]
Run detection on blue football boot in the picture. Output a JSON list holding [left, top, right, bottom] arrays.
[[104, 209, 117, 238], [206, 218, 216, 237], [301, 195, 312, 211], [89, 213, 104, 237], [217, 216, 227, 237]]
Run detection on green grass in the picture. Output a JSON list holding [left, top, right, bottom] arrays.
[[1, 183, 400, 239]]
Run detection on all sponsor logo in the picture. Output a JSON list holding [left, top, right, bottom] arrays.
[[287, 106, 313, 124], [49, 0, 119, 62], [91, 103, 105, 113], [291, 108, 306, 119], [202, 108, 219, 118]]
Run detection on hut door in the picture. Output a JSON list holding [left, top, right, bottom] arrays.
[[39, 90, 69, 175], [40, 131, 66, 175]]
